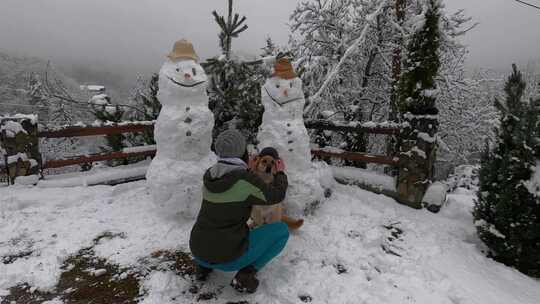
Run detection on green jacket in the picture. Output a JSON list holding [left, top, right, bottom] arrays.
[[189, 161, 288, 264]]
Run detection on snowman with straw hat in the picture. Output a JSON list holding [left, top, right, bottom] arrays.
[[146, 39, 216, 219]]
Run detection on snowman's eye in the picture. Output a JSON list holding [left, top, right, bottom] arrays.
[[176, 68, 180, 72], [290, 82, 293, 89], [192, 68, 197, 76], [276, 84, 280, 89]]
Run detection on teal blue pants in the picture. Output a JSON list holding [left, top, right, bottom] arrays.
[[194, 221, 289, 271]]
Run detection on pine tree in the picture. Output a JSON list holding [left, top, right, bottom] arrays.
[[139, 73, 161, 122], [212, 0, 248, 60], [397, 0, 441, 115], [90, 94, 127, 166], [395, 0, 442, 206], [205, 0, 264, 146], [129, 73, 161, 145], [94, 103, 125, 152], [474, 65, 540, 278], [261, 36, 278, 57]]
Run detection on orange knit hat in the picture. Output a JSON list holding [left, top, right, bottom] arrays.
[[272, 58, 296, 80]]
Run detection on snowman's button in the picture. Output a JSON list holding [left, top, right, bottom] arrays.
[[289, 148, 294, 152], [287, 131, 292, 135], [287, 123, 291, 127], [288, 140, 294, 144], [185, 117, 192, 124], [186, 131, 192, 137]]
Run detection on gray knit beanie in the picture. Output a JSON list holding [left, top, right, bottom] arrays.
[[215, 129, 246, 158]]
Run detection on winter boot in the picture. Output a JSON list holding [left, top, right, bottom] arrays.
[[231, 265, 259, 293], [195, 264, 213, 282]]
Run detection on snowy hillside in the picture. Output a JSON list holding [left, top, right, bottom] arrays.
[[0, 51, 82, 117], [1, 181, 538, 304]]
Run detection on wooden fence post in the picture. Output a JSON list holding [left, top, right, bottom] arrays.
[[0, 115, 41, 184], [396, 114, 438, 209]]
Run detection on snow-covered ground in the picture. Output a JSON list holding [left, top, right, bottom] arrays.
[[1, 181, 539, 303]]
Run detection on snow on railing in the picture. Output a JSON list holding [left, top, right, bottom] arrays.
[[38, 121, 155, 139], [36, 120, 157, 170], [39, 120, 156, 132], [304, 119, 407, 135]]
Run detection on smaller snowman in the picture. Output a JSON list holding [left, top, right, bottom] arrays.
[[146, 39, 216, 219], [257, 58, 333, 216]]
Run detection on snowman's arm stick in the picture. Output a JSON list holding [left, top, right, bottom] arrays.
[[304, 0, 389, 114]]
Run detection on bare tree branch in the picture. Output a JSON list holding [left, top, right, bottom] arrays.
[[515, 0, 540, 10]]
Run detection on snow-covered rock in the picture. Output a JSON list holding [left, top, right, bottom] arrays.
[[422, 182, 449, 213]]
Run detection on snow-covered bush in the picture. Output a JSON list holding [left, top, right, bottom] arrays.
[[290, 0, 476, 172], [473, 65, 540, 278]]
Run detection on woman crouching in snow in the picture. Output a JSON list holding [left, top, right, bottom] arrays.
[[189, 129, 289, 293]]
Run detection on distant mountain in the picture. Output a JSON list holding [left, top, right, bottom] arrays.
[[0, 51, 83, 121]]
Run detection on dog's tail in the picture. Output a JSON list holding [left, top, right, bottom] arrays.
[[282, 215, 304, 230]]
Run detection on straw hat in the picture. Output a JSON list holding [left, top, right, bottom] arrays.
[[272, 58, 296, 80], [167, 39, 199, 62]]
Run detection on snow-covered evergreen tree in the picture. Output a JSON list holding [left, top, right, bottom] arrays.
[[89, 94, 127, 166], [474, 65, 540, 278], [261, 37, 278, 57], [128, 73, 161, 145], [397, 0, 441, 115]]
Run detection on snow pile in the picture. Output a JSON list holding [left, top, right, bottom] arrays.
[[88, 94, 110, 106], [524, 161, 540, 197], [0, 121, 27, 138], [332, 166, 396, 192], [14, 174, 39, 186], [1, 182, 539, 303], [81, 85, 105, 92], [146, 58, 216, 219], [422, 182, 449, 212], [122, 145, 156, 154], [37, 160, 150, 188], [0, 114, 38, 125]]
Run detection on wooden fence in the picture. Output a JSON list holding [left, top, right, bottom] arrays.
[[305, 119, 401, 166], [38, 124, 156, 169], [1, 116, 437, 209], [34, 120, 403, 171]]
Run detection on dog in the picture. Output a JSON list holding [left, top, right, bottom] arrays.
[[249, 147, 304, 230]]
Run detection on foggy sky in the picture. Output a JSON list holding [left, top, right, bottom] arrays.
[[1, 0, 539, 75]]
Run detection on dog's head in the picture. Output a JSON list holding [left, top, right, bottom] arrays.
[[254, 155, 276, 175]]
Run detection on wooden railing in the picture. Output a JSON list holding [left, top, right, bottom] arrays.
[[305, 119, 403, 166], [2, 116, 438, 209], [38, 123, 156, 170], [39, 124, 154, 139], [37, 120, 403, 171]]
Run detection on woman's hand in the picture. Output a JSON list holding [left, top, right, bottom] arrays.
[[273, 159, 285, 174]]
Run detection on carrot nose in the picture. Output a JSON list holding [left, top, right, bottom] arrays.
[[184, 73, 191, 79], [284, 90, 289, 97]]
